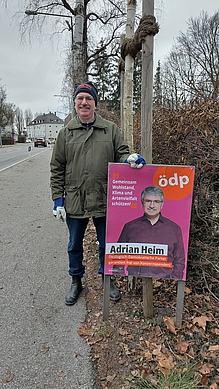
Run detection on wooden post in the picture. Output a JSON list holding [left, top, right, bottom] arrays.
[[123, 0, 136, 152], [143, 278, 154, 318], [141, 0, 154, 162], [120, 34, 125, 138], [103, 274, 110, 321], [123, 0, 137, 292], [175, 280, 185, 327], [141, 0, 155, 318]]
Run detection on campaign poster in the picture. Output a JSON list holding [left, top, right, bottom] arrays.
[[105, 164, 195, 281]]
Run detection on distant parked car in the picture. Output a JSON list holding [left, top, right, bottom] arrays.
[[26, 139, 32, 143], [34, 138, 47, 147], [47, 137, 56, 145]]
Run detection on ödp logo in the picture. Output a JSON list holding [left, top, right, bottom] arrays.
[[153, 166, 195, 200]]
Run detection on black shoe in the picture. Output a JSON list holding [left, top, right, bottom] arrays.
[[65, 276, 82, 305], [102, 275, 121, 301], [110, 279, 121, 301]]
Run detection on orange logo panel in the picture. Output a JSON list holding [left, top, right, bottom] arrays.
[[153, 166, 194, 200]]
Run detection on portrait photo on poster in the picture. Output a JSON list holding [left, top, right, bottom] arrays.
[[105, 164, 195, 281]]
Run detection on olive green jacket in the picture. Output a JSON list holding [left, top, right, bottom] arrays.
[[50, 114, 130, 218]]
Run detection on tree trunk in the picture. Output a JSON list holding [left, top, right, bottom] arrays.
[[141, 0, 155, 319], [73, 0, 86, 90], [123, 0, 136, 153], [123, 0, 137, 291]]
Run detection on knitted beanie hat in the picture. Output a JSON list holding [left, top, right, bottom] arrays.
[[74, 81, 98, 106]]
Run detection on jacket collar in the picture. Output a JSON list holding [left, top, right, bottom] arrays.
[[67, 113, 107, 131]]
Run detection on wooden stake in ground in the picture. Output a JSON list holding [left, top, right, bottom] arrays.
[[123, 0, 136, 152], [123, 0, 137, 292], [141, 0, 155, 318], [140, 1, 185, 326], [120, 34, 125, 138]]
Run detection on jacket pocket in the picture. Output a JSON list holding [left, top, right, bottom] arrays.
[[65, 181, 84, 215], [94, 181, 108, 211]]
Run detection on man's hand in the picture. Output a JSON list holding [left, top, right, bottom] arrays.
[[125, 153, 146, 168], [53, 198, 66, 222], [53, 206, 66, 222]]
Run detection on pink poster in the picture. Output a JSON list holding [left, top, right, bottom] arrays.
[[105, 164, 195, 281]]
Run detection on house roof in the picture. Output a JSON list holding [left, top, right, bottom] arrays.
[[28, 112, 64, 126]]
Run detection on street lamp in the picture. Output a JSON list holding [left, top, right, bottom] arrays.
[[25, 9, 73, 51], [54, 94, 73, 115]]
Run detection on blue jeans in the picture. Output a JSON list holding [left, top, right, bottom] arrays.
[[66, 216, 106, 277]]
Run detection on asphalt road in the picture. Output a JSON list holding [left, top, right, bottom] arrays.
[[0, 143, 50, 172], [0, 149, 96, 388]]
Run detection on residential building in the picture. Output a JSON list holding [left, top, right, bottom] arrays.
[[27, 112, 64, 140]]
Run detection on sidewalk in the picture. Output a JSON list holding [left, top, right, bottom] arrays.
[[0, 149, 96, 389]]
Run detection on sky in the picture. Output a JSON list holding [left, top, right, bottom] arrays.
[[0, 0, 218, 121]]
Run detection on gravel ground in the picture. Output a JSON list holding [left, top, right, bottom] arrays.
[[0, 148, 96, 389]]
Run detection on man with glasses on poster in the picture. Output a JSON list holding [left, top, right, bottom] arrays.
[[116, 186, 185, 280]]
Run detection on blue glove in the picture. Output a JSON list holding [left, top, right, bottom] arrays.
[[53, 197, 66, 222], [125, 153, 146, 168]]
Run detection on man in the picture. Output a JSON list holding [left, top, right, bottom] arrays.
[[117, 186, 185, 280], [50, 81, 146, 305]]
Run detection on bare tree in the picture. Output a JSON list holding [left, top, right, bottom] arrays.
[[15, 107, 24, 135], [60, 0, 128, 107], [160, 11, 219, 107], [24, 108, 33, 127], [73, 0, 86, 87], [0, 83, 16, 134], [0, 84, 8, 129], [3, 0, 128, 106]]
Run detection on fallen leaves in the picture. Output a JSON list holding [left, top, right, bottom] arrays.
[[118, 328, 130, 336], [177, 335, 189, 355], [210, 383, 218, 389], [78, 324, 94, 337], [106, 373, 116, 382], [209, 345, 219, 352], [80, 222, 219, 389], [41, 344, 49, 354], [164, 316, 177, 334], [192, 315, 212, 331], [2, 373, 14, 384], [85, 282, 219, 388]]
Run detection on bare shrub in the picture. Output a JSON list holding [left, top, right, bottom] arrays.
[[133, 99, 219, 297]]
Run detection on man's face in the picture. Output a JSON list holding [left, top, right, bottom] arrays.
[[74, 92, 96, 122], [142, 193, 163, 220]]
